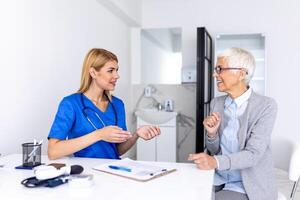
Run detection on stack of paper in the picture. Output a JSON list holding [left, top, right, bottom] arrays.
[[93, 158, 176, 182]]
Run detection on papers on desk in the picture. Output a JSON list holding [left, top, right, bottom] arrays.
[[92, 158, 176, 182]]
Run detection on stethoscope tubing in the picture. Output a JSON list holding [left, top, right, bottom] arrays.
[[80, 93, 118, 130]]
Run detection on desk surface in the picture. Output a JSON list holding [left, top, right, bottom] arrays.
[[0, 154, 213, 200]]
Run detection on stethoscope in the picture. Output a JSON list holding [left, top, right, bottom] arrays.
[[80, 93, 118, 130]]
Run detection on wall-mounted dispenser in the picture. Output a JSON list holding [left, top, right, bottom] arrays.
[[164, 99, 174, 112], [181, 67, 196, 83], [144, 86, 152, 97]]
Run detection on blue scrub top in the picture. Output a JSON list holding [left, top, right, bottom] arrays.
[[48, 93, 127, 159]]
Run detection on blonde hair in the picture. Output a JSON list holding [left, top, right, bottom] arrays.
[[218, 47, 256, 85], [77, 48, 118, 95]]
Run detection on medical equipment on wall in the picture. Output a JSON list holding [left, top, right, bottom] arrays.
[[80, 93, 118, 129]]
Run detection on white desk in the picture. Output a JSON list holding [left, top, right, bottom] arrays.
[[0, 154, 214, 200]]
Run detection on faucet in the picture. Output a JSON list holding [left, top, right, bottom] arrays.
[[157, 103, 163, 111], [147, 96, 162, 111]]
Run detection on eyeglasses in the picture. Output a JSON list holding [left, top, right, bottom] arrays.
[[214, 66, 248, 75]]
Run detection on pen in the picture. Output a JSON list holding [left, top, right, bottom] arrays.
[[26, 140, 43, 163], [28, 140, 43, 158], [33, 139, 37, 165], [108, 165, 132, 172]]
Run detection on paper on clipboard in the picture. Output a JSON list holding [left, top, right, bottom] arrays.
[[92, 158, 176, 182]]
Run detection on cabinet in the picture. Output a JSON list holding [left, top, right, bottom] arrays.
[[136, 116, 177, 162], [215, 33, 266, 96]]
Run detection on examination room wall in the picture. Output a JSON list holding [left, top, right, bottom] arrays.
[[0, 0, 134, 155], [142, 0, 300, 142]]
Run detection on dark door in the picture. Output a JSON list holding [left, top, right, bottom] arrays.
[[196, 27, 214, 152]]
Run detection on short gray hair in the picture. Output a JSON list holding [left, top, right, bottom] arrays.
[[217, 47, 255, 85]]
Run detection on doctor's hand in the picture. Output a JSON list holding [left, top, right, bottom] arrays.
[[136, 125, 160, 140], [188, 153, 217, 170], [96, 126, 132, 143], [203, 112, 221, 138]]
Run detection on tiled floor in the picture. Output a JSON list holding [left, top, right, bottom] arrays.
[[276, 169, 300, 200]]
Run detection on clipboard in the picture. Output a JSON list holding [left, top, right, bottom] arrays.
[[92, 158, 176, 182]]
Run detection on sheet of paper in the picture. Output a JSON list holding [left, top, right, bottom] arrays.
[[93, 158, 176, 181]]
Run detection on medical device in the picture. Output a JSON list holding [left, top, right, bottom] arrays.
[[34, 165, 84, 180], [21, 165, 84, 188]]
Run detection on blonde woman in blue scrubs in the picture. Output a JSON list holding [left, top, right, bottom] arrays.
[[48, 48, 160, 160]]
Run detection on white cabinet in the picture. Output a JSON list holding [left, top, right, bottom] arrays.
[[136, 116, 177, 162], [215, 33, 266, 96]]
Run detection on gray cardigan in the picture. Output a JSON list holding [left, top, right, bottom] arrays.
[[206, 92, 278, 200]]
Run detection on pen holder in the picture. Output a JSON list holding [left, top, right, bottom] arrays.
[[22, 142, 42, 167]]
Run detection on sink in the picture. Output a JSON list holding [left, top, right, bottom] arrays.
[[135, 108, 177, 124]]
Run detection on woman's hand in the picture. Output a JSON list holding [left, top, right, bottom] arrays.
[[96, 126, 132, 143], [188, 153, 217, 170], [203, 112, 221, 138], [136, 125, 160, 140]]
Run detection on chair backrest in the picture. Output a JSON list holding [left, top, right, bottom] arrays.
[[271, 137, 300, 182]]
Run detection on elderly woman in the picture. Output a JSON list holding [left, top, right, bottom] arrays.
[[188, 47, 277, 200]]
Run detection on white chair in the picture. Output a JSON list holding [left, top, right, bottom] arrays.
[[272, 137, 300, 200]]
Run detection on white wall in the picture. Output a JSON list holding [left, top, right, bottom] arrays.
[[96, 0, 141, 27], [142, 0, 300, 142], [0, 0, 134, 155], [110, 0, 141, 25]]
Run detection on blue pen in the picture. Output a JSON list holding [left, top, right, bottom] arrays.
[[108, 165, 132, 172]]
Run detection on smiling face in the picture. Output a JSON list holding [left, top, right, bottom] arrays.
[[214, 57, 246, 95], [90, 60, 120, 91]]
